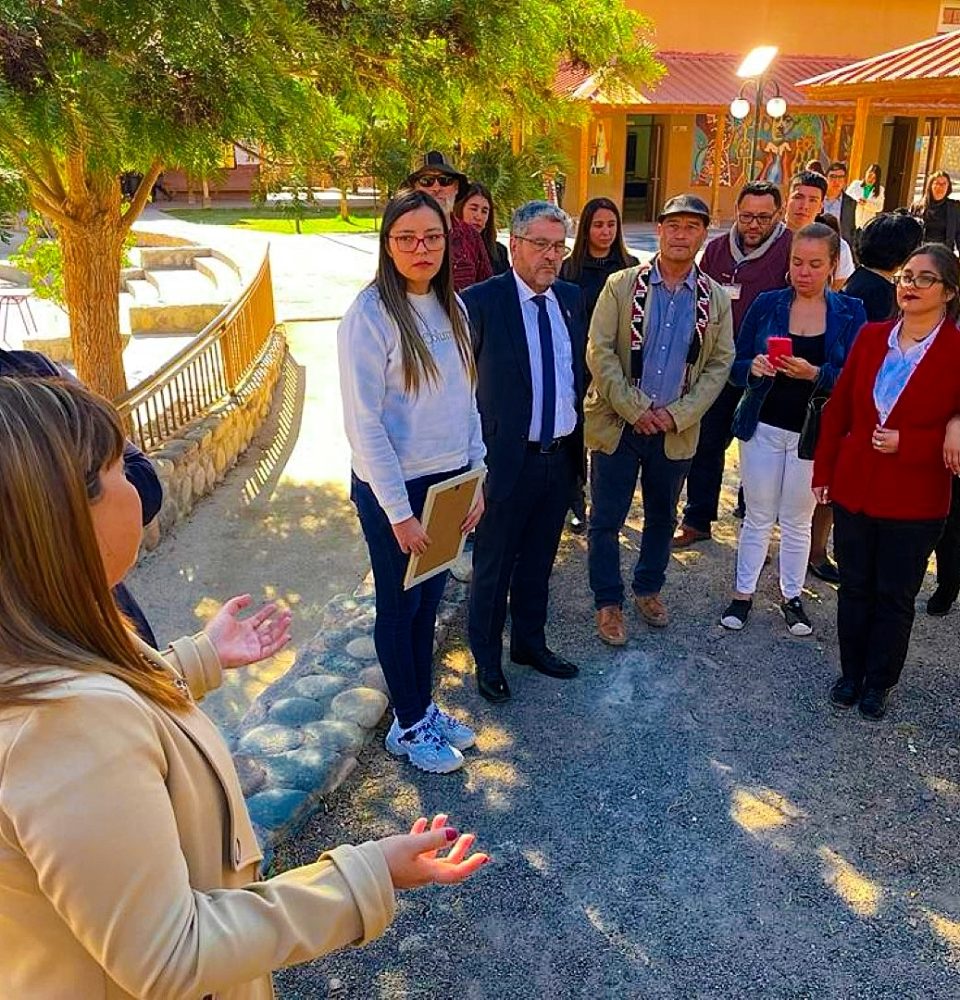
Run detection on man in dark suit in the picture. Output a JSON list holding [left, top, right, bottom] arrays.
[[461, 201, 587, 704], [824, 161, 857, 247]]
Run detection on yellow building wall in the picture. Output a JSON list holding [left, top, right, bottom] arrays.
[[628, 0, 942, 58]]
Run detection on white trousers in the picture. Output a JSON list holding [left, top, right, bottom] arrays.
[[736, 422, 817, 599]]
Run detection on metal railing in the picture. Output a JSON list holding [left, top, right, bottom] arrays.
[[116, 251, 277, 452]]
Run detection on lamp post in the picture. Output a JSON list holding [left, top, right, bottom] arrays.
[[730, 46, 787, 182]]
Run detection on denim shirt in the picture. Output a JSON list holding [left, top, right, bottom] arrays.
[[639, 263, 697, 406], [729, 287, 867, 442]]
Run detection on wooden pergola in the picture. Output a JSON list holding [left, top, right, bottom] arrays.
[[797, 31, 960, 178]]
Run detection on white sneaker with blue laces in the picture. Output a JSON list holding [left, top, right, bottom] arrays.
[[385, 715, 464, 773], [426, 701, 476, 751]]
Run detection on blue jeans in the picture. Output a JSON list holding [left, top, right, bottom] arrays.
[[588, 431, 691, 608], [351, 467, 464, 729]]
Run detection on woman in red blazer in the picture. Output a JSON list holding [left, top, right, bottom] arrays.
[[813, 243, 960, 720]]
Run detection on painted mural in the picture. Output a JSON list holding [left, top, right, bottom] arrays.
[[692, 113, 852, 188]]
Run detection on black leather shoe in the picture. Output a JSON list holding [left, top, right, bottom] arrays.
[[829, 677, 861, 708], [511, 647, 579, 679], [808, 558, 841, 584], [927, 588, 957, 617], [477, 670, 511, 704], [858, 686, 889, 721]]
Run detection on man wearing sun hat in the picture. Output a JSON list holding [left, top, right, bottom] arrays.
[[584, 194, 734, 643], [404, 150, 492, 291]]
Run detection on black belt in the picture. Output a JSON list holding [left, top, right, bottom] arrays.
[[527, 435, 570, 455]]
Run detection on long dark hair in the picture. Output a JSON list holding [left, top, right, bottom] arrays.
[[920, 170, 953, 213], [862, 162, 882, 191], [454, 182, 499, 260], [902, 242, 960, 322], [374, 190, 475, 396], [564, 197, 632, 282]]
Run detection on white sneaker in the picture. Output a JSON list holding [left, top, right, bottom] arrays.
[[426, 702, 476, 750], [385, 715, 464, 773]]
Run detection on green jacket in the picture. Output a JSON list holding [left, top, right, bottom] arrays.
[[584, 263, 735, 458]]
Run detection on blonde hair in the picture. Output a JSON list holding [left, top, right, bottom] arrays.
[[0, 378, 188, 710]]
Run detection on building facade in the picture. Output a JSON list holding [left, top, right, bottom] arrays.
[[560, 0, 955, 221]]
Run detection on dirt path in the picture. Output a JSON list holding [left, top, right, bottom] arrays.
[[274, 472, 960, 1000], [127, 320, 367, 733]]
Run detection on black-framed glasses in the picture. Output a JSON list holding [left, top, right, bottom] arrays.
[[389, 233, 447, 252], [737, 213, 775, 226], [894, 271, 943, 290], [415, 175, 458, 189], [515, 236, 570, 258]]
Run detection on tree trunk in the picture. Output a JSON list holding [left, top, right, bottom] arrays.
[[60, 211, 126, 400], [202, 177, 211, 209], [339, 188, 350, 221]]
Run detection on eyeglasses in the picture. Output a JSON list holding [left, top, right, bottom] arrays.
[[737, 213, 775, 226], [515, 236, 571, 258], [415, 175, 458, 189], [894, 271, 943, 290], [389, 233, 447, 252]]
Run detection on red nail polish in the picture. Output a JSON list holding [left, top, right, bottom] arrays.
[[445, 828, 459, 841]]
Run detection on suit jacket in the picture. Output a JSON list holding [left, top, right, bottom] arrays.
[[0, 633, 395, 999], [461, 270, 588, 502], [813, 319, 960, 521], [584, 264, 735, 459]]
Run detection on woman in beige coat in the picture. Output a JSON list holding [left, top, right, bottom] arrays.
[[0, 377, 486, 999]]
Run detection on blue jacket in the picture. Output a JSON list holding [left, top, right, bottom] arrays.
[[729, 287, 867, 442]]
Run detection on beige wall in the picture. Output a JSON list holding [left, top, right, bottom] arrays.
[[628, 0, 941, 58]]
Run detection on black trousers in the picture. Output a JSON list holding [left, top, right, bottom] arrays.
[[935, 476, 960, 601], [469, 443, 574, 674], [681, 383, 743, 533], [833, 504, 944, 690]]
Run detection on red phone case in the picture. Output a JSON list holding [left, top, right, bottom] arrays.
[[767, 337, 793, 365]]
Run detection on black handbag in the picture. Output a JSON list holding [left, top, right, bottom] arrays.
[[798, 378, 830, 461]]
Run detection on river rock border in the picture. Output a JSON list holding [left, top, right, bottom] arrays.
[[141, 328, 287, 550], [231, 559, 473, 868]]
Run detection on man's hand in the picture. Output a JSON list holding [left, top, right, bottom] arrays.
[[650, 408, 677, 433], [632, 410, 660, 435]]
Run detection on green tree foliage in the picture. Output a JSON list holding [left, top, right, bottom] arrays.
[[0, 0, 658, 398], [0, 0, 338, 397]]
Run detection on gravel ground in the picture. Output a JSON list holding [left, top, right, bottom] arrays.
[[273, 474, 960, 1000]]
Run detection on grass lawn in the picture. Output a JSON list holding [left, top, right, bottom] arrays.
[[162, 206, 380, 234]]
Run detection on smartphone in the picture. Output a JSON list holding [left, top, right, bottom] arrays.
[[767, 337, 793, 367]]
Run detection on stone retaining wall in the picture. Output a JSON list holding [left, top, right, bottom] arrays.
[[141, 327, 287, 550]]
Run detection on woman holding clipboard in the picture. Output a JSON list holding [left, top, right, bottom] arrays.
[[720, 223, 866, 636], [338, 189, 485, 774]]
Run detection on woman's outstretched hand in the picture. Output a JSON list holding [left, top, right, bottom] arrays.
[[203, 595, 293, 669], [378, 813, 489, 889]]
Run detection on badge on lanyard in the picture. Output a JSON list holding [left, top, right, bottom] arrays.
[[723, 283, 742, 301]]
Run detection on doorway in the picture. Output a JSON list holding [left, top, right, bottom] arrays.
[[883, 116, 919, 211], [623, 115, 663, 221]]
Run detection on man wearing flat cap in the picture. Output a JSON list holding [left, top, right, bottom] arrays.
[[584, 194, 734, 644], [405, 150, 492, 291]]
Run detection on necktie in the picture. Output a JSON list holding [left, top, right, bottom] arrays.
[[532, 294, 556, 450]]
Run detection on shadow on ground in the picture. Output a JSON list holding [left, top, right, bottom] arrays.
[[274, 460, 960, 1000]]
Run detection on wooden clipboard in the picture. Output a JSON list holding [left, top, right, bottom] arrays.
[[403, 467, 486, 590]]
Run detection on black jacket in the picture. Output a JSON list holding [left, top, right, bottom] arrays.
[[560, 252, 640, 325], [839, 192, 857, 246], [461, 271, 587, 502]]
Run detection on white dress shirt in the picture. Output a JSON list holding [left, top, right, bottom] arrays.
[[512, 271, 577, 441]]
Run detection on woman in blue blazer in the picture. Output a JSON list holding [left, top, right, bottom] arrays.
[[720, 223, 867, 636]]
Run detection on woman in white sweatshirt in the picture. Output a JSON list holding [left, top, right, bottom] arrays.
[[338, 189, 485, 774]]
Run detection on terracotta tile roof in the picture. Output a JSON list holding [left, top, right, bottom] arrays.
[[797, 31, 960, 89], [555, 52, 854, 108]]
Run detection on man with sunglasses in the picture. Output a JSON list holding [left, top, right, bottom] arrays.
[[461, 201, 587, 704], [404, 151, 492, 291], [674, 180, 791, 548]]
